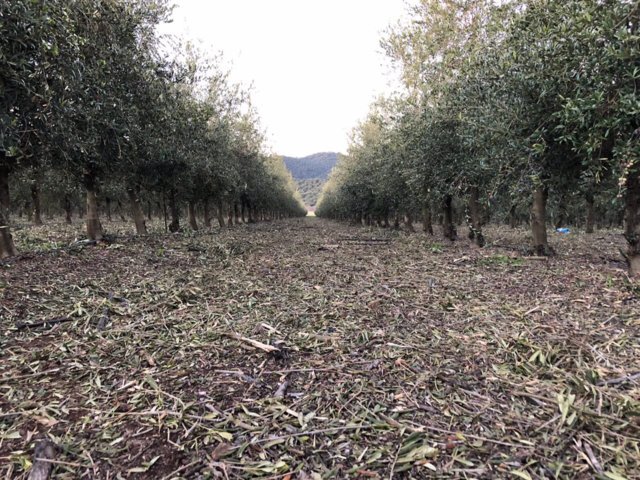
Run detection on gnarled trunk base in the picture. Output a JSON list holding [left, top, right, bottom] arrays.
[[31, 180, 43, 226], [624, 166, 640, 277], [422, 205, 433, 235], [468, 187, 485, 247], [0, 163, 10, 211], [203, 200, 211, 228], [531, 185, 552, 256], [168, 189, 180, 233], [127, 187, 147, 235], [216, 199, 226, 227], [0, 219, 17, 258], [63, 194, 73, 224], [188, 201, 198, 230], [585, 193, 595, 234], [404, 213, 415, 232], [442, 195, 457, 241], [85, 180, 103, 241]]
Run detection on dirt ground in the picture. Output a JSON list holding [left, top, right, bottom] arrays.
[[1, 218, 638, 479]]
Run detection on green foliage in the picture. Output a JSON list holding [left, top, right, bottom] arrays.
[[0, 0, 305, 244], [283, 152, 338, 180], [477, 255, 524, 267], [296, 178, 325, 207], [427, 242, 443, 254], [317, 0, 639, 266], [282, 152, 338, 208]]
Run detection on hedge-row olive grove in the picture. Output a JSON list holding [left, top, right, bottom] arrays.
[[0, 0, 306, 258], [316, 0, 640, 276]]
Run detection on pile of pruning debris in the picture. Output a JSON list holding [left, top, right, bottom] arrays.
[[1, 218, 638, 479]]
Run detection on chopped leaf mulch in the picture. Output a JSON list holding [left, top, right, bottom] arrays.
[[1, 218, 639, 479]]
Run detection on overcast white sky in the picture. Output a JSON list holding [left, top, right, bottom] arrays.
[[159, 0, 407, 157]]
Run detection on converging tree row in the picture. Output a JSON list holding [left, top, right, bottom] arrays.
[[316, 0, 640, 276], [0, 0, 306, 259]]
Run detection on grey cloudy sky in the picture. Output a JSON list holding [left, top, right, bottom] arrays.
[[159, 0, 407, 157]]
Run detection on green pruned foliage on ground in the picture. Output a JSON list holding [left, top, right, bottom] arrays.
[[1, 218, 638, 478]]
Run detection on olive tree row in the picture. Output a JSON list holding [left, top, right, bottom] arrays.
[[316, 0, 640, 276], [0, 0, 305, 258]]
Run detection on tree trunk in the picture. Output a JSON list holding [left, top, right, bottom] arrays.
[[393, 213, 400, 230], [624, 165, 640, 277], [31, 179, 43, 226], [168, 189, 180, 233], [468, 186, 485, 247], [241, 199, 247, 223], [531, 185, 550, 255], [85, 174, 103, 241], [162, 195, 168, 232], [227, 205, 234, 226], [248, 203, 255, 223], [404, 213, 415, 232], [0, 163, 10, 211], [105, 197, 112, 222], [117, 200, 126, 222], [585, 193, 595, 234], [554, 196, 566, 229], [422, 204, 433, 235], [187, 200, 198, 230], [203, 199, 211, 228], [63, 194, 73, 224], [216, 198, 226, 227], [0, 209, 17, 258], [365, 214, 372, 227], [234, 202, 241, 224], [509, 204, 518, 228], [442, 195, 457, 241], [147, 200, 152, 221], [127, 187, 147, 235]]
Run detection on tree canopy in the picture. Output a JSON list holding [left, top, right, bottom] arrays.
[[316, 0, 640, 275], [0, 0, 305, 257]]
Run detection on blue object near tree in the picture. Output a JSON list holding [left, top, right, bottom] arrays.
[[556, 228, 570, 234]]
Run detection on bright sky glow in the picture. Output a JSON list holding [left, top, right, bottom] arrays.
[[159, 0, 407, 157]]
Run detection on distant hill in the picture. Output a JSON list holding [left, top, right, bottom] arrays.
[[283, 152, 338, 180], [283, 152, 338, 208], [296, 179, 325, 209]]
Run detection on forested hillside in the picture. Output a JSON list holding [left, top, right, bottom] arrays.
[[283, 152, 338, 208], [295, 178, 325, 209], [283, 152, 338, 179]]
